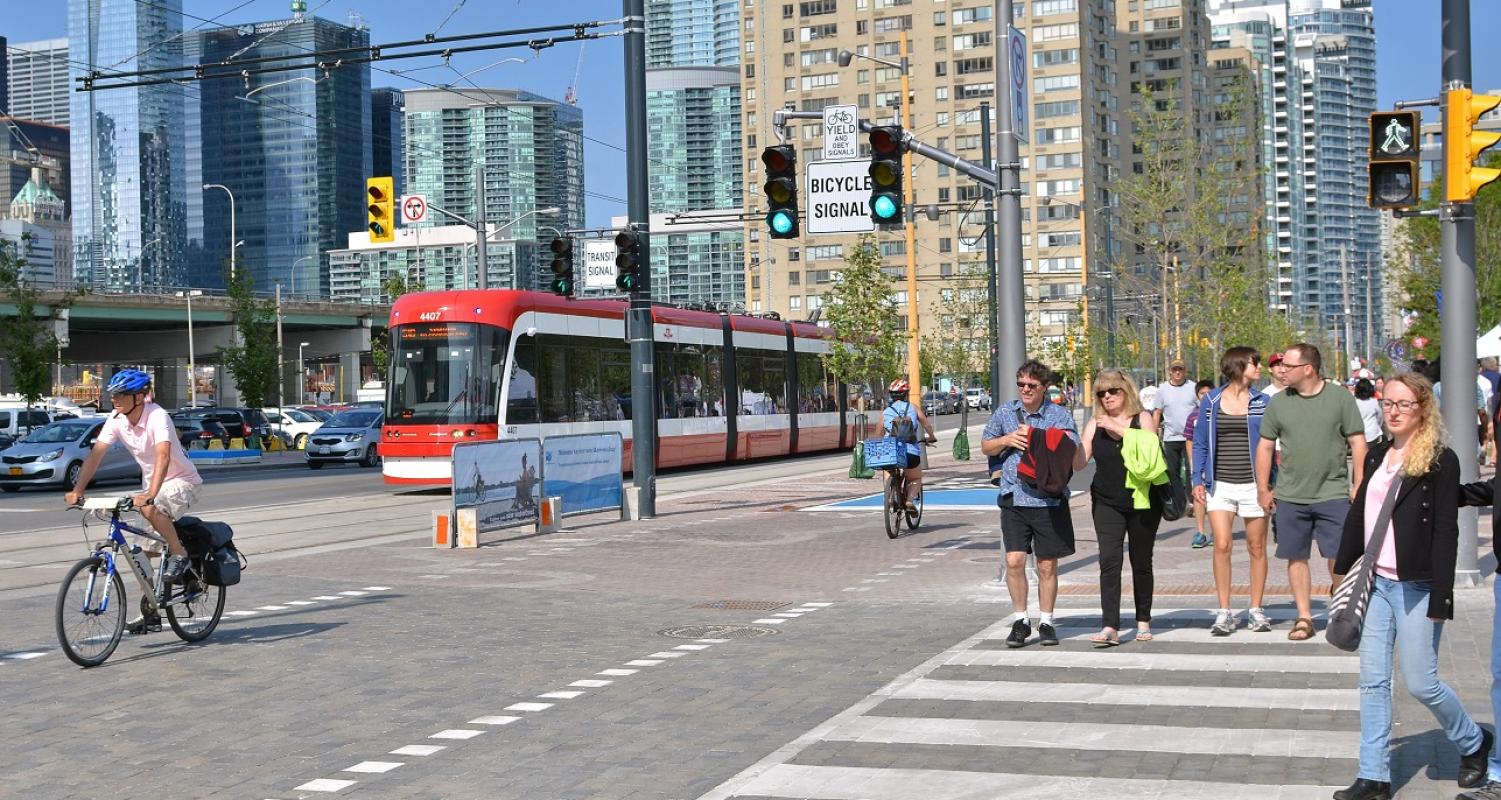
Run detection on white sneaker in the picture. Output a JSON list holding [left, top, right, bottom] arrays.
[[1210, 610, 1236, 636], [1249, 608, 1273, 632]]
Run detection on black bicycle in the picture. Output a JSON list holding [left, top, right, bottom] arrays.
[[882, 437, 936, 539]]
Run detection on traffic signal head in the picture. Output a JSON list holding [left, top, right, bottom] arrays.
[[548, 236, 574, 296], [1445, 88, 1501, 203], [614, 228, 642, 293], [366, 177, 394, 243], [1367, 111, 1420, 209], [868, 125, 905, 225], [761, 145, 800, 239]]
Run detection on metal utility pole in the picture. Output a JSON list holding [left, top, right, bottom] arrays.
[[1103, 212, 1117, 366], [624, 0, 657, 518], [1341, 244, 1355, 378], [1441, 0, 1480, 585], [899, 30, 921, 395], [474, 166, 489, 290], [1363, 261, 1374, 364], [981, 101, 1001, 394], [275, 283, 285, 408], [993, 0, 1025, 403]]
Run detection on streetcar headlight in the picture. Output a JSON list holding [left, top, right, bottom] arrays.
[[38, 448, 65, 462]]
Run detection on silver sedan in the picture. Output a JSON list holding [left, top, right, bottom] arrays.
[[0, 419, 141, 493]]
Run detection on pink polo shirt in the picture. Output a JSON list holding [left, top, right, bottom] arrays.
[[1363, 459, 1401, 580], [97, 402, 202, 489]]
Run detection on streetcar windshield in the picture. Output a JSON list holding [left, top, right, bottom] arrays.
[[387, 322, 508, 425]]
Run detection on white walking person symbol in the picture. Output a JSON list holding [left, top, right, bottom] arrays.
[[1381, 118, 1411, 154]]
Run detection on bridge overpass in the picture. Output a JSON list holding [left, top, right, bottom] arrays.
[[0, 290, 390, 407]]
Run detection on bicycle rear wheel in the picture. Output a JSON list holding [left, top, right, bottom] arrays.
[[166, 566, 226, 643], [884, 473, 903, 539], [55, 555, 126, 667], [905, 490, 923, 529]]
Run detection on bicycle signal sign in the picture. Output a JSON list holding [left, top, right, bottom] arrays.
[[823, 105, 859, 161]]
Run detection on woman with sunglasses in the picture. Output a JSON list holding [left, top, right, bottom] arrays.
[[1072, 370, 1161, 646], [1190, 346, 1273, 636], [1331, 373, 1488, 800]]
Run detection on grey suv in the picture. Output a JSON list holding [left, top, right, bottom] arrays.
[[305, 409, 384, 469]]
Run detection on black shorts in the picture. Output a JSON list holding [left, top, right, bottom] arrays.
[[999, 495, 1076, 560]]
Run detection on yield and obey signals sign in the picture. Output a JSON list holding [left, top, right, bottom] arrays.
[[805, 160, 875, 235], [582, 240, 617, 289], [822, 104, 859, 161], [400, 194, 428, 224]]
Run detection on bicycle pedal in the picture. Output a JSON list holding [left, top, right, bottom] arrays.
[[126, 617, 162, 635]]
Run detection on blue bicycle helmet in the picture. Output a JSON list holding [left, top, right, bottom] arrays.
[[105, 369, 152, 395]]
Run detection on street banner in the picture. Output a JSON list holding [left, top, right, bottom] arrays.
[[542, 433, 624, 515], [583, 241, 617, 289], [452, 438, 542, 532]]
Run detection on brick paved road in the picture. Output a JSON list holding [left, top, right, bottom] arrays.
[[0, 438, 1495, 799]]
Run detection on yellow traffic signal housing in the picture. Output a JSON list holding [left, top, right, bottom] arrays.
[[1367, 111, 1420, 209], [1445, 88, 1501, 202], [366, 177, 394, 243]]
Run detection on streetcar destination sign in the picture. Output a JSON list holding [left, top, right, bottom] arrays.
[[805, 159, 875, 235]]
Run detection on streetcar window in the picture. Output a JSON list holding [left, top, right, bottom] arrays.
[[796, 352, 839, 414], [387, 323, 507, 425], [655, 342, 726, 419], [738, 351, 788, 415], [525, 334, 632, 423]]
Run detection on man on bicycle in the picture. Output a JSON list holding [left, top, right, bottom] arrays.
[[64, 370, 203, 605], [883, 379, 937, 510]]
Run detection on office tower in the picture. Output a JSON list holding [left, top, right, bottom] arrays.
[[400, 87, 584, 291], [7, 38, 71, 126], [2, 117, 70, 215], [740, 1, 1128, 357], [372, 87, 404, 194], [0, 37, 8, 116], [647, 0, 740, 68], [0, 166, 70, 287], [190, 16, 371, 296], [69, 0, 196, 291]]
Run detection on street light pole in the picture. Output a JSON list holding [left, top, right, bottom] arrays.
[[298, 342, 311, 405], [898, 30, 921, 395], [474, 167, 489, 290], [203, 184, 237, 281], [292, 255, 315, 298], [176, 290, 203, 405], [993, 0, 1026, 403], [980, 102, 1001, 395]]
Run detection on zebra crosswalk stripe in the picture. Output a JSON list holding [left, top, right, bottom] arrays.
[[697, 614, 1356, 800]]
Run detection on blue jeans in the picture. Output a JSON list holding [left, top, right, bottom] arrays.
[[1358, 577, 1483, 781]]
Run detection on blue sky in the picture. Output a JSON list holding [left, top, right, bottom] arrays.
[[5, 0, 1496, 226]]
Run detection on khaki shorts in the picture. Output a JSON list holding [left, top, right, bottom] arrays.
[[153, 478, 200, 520]]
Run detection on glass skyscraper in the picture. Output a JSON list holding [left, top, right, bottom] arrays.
[[69, 0, 195, 291], [646, 0, 740, 69], [7, 38, 72, 126], [646, 67, 742, 214], [401, 88, 584, 291], [192, 16, 371, 296], [372, 87, 404, 196]]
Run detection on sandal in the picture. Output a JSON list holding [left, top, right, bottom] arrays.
[[1135, 629, 1153, 642], [1091, 629, 1121, 648], [1288, 618, 1316, 641]]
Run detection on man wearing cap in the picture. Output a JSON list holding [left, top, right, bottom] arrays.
[[1265, 352, 1289, 396], [1155, 359, 1199, 545]]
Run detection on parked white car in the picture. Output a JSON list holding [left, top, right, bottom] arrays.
[[965, 388, 992, 410], [263, 407, 325, 450]]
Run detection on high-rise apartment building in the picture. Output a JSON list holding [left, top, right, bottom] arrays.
[[7, 38, 71, 126], [740, 0, 1129, 357], [400, 88, 584, 292], [372, 87, 404, 195], [647, 68, 743, 214], [69, 0, 196, 291], [647, 0, 741, 68], [191, 16, 372, 296]]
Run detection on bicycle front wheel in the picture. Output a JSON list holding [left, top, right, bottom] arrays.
[[884, 473, 903, 539], [166, 571, 226, 643], [55, 555, 126, 668]]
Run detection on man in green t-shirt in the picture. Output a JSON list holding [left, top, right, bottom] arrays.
[[1255, 343, 1368, 642]]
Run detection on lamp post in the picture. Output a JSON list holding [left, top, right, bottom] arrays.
[[838, 39, 921, 394], [175, 290, 204, 405], [292, 255, 315, 298], [298, 342, 311, 405], [448, 206, 562, 289], [203, 184, 238, 280]]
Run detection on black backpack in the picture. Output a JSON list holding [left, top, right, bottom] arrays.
[[888, 401, 918, 444]]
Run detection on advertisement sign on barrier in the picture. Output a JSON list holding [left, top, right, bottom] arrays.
[[542, 433, 624, 516], [452, 439, 543, 532]]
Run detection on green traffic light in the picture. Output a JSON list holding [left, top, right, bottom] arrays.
[[871, 195, 899, 220], [551, 278, 572, 295], [616, 273, 637, 292], [769, 210, 795, 235]]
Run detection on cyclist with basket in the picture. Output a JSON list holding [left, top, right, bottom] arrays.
[[64, 370, 202, 630], [883, 379, 937, 510]]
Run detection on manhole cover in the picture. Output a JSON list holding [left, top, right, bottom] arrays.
[[659, 624, 780, 640], [692, 600, 791, 612]]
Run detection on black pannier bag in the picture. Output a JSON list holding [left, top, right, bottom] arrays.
[[174, 517, 246, 587]]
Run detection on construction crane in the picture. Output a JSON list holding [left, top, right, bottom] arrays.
[[563, 43, 584, 106]]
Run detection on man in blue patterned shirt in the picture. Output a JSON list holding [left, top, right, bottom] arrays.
[[981, 359, 1080, 648]]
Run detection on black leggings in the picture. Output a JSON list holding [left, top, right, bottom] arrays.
[[1092, 499, 1163, 629]]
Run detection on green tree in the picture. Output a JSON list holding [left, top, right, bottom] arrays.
[[822, 235, 904, 407], [922, 265, 989, 389], [1394, 152, 1501, 359], [0, 236, 56, 406], [218, 270, 279, 407], [369, 273, 410, 377]]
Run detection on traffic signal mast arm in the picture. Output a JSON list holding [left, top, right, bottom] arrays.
[[773, 109, 1020, 195]]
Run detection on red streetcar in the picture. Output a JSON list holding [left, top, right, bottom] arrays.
[[380, 290, 855, 485]]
